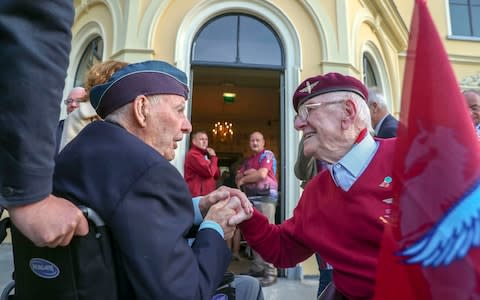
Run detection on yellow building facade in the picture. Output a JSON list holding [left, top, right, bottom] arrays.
[[67, 0, 480, 277]]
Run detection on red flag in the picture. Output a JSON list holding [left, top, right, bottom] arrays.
[[374, 0, 480, 299]]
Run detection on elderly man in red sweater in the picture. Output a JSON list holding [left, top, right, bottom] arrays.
[[184, 131, 221, 196], [239, 73, 395, 300]]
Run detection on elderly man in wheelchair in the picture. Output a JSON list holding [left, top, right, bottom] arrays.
[[1, 60, 263, 300]]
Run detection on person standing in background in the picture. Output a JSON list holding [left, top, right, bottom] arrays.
[[236, 131, 278, 287], [56, 87, 87, 152], [58, 60, 128, 151], [184, 131, 220, 197], [367, 87, 398, 138], [64, 87, 88, 115], [463, 90, 480, 137]]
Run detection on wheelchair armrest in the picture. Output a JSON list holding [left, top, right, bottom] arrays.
[[78, 205, 105, 227], [219, 272, 234, 287]]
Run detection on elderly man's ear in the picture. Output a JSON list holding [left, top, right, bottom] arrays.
[[341, 99, 357, 129], [132, 95, 150, 127]]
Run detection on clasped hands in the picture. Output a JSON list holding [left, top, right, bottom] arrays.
[[199, 186, 253, 240]]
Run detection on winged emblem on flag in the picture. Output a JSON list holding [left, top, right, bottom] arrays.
[[398, 125, 480, 267], [400, 181, 480, 267]]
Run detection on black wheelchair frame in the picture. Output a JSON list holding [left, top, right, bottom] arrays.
[[0, 206, 235, 300]]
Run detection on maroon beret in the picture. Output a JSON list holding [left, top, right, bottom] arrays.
[[292, 72, 368, 112]]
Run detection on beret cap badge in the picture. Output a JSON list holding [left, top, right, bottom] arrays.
[[299, 81, 320, 94]]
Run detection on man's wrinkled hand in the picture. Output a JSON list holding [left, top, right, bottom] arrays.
[[204, 199, 236, 240], [199, 188, 230, 217], [199, 186, 253, 217], [224, 196, 253, 226], [230, 188, 253, 221], [199, 186, 252, 230]]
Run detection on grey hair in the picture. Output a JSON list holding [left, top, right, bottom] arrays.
[[367, 87, 388, 111], [325, 91, 374, 133], [104, 94, 163, 123], [104, 102, 131, 124], [147, 94, 163, 104], [350, 92, 374, 133]]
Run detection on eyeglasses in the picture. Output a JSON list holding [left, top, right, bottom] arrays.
[[295, 100, 344, 122], [63, 98, 85, 105], [470, 105, 480, 113]]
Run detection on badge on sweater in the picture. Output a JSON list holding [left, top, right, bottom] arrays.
[[379, 176, 392, 188]]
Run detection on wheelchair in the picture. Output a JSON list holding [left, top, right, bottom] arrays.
[[0, 206, 234, 300]]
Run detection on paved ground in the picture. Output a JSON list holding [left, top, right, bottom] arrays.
[[0, 244, 13, 294], [262, 277, 317, 300], [0, 243, 317, 299], [229, 255, 317, 299]]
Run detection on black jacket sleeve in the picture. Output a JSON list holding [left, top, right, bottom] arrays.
[[108, 163, 231, 300], [377, 114, 399, 138], [0, 0, 74, 207]]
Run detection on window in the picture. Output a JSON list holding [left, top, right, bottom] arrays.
[[362, 54, 378, 88], [449, 0, 480, 37], [192, 14, 283, 68], [74, 37, 103, 87]]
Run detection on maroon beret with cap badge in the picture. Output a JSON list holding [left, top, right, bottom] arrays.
[[292, 72, 368, 112]]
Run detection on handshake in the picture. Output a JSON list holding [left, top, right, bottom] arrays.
[[198, 186, 254, 240]]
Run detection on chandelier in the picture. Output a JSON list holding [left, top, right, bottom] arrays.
[[212, 121, 234, 142]]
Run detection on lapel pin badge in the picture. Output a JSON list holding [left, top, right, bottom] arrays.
[[379, 176, 392, 188]]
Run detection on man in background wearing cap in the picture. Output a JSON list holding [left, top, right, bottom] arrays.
[[53, 60, 261, 299], [238, 73, 395, 299]]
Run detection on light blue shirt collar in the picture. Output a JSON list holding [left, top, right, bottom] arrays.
[[327, 133, 378, 191]]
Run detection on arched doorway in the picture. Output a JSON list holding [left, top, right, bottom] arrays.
[[190, 13, 285, 223]]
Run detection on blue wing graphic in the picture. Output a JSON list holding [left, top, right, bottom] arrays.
[[399, 179, 480, 267]]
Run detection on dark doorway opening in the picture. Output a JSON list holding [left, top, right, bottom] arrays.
[[189, 66, 281, 181]]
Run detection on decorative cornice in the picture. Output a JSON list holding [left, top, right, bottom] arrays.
[[320, 61, 361, 76], [399, 51, 480, 64], [75, 0, 91, 18], [448, 53, 480, 64], [80, 0, 89, 11], [460, 74, 480, 89], [361, 0, 409, 50], [110, 48, 155, 59]]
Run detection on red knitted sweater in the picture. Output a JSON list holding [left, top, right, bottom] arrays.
[[239, 139, 396, 299]]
